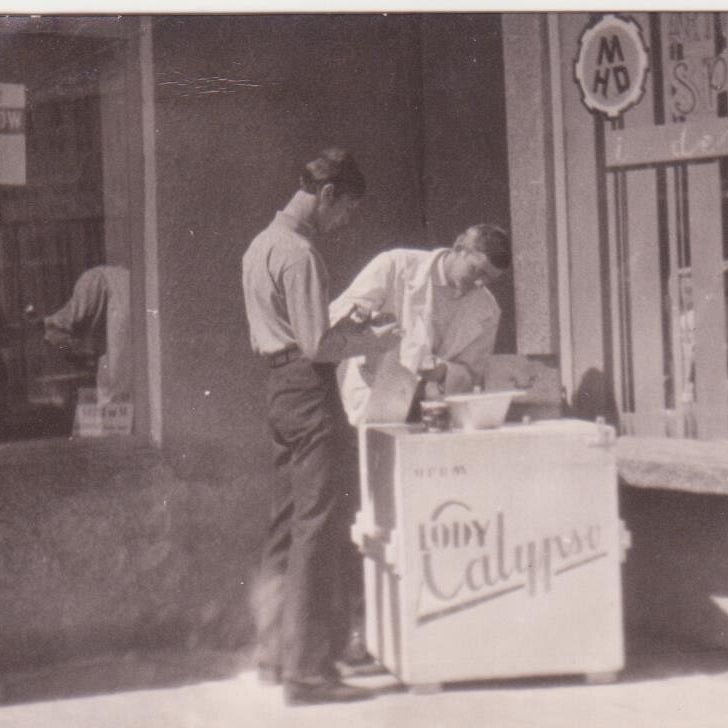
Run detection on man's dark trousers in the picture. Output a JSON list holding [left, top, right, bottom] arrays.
[[255, 358, 353, 682]]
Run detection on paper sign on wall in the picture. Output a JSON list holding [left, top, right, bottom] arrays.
[[0, 83, 26, 185]]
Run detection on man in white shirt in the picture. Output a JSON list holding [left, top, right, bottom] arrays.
[[330, 223, 511, 425]]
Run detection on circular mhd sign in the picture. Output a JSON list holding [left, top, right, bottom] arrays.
[[574, 14, 650, 120]]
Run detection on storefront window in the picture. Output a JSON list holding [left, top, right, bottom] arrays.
[[598, 12, 728, 439], [0, 20, 137, 440]]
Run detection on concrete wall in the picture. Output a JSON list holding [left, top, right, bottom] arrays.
[[502, 13, 559, 356], [557, 12, 608, 401], [420, 14, 515, 351]]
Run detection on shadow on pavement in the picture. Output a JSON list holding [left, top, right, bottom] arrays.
[[620, 630, 728, 683], [4, 631, 728, 707], [0, 648, 252, 707]]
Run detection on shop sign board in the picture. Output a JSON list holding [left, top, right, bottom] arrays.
[[0, 83, 26, 185], [574, 14, 650, 120], [606, 118, 728, 168], [662, 12, 727, 123]]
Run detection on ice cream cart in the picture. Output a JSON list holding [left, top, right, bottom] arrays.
[[351, 418, 628, 689]]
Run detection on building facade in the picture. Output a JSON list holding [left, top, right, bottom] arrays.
[[1, 12, 727, 681]]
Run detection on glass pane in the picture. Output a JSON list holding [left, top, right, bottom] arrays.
[[0, 25, 134, 440]]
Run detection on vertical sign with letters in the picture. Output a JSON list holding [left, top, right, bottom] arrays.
[[0, 83, 26, 185]]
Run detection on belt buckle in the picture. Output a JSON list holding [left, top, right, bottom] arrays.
[[269, 347, 298, 367]]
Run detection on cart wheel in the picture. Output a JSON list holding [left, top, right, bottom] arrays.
[[585, 670, 619, 685], [408, 682, 443, 695]]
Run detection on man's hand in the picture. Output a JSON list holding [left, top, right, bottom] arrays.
[[340, 307, 400, 343], [347, 305, 397, 329], [318, 306, 401, 360], [417, 361, 447, 384], [347, 304, 373, 325], [368, 312, 399, 337]]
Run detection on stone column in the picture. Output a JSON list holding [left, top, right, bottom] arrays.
[[502, 14, 559, 356]]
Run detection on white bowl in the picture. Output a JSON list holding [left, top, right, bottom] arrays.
[[444, 390, 524, 431]]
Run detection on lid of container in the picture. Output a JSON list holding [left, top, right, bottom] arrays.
[[444, 389, 526, 403]]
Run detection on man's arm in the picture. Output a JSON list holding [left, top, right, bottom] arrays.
[[282, 251, 401, 363], [317, 251, 402, 361], [329, 251, 395, 326], [281, 255, 330, 360], [423, 308, 501, 396]]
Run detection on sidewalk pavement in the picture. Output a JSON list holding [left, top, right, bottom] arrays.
[[1, 634, 728, 728]]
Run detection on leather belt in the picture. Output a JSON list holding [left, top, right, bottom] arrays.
[[265, 346, 302, 368]]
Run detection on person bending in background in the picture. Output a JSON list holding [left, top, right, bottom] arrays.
[[43, 265, 131, 406]]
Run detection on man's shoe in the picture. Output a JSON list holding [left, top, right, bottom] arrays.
[[257, 664, 282, 686], [260, 663, 345, 686], [284, 678, 374, 706], [336, 654, 387, 678]]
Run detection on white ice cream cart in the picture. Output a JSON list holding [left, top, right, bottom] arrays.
[[351, 418, 628, 689]]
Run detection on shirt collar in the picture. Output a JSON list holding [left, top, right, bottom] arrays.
[[432, 252, 450, 287], [273, 210, 318, 240], [432, 250, 470, 299]]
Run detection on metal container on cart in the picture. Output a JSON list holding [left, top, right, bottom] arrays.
[[351, 419, 628, 689]]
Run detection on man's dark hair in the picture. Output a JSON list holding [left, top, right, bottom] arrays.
[[458, 223, 511, 271], [300, 147, 366, 200]]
